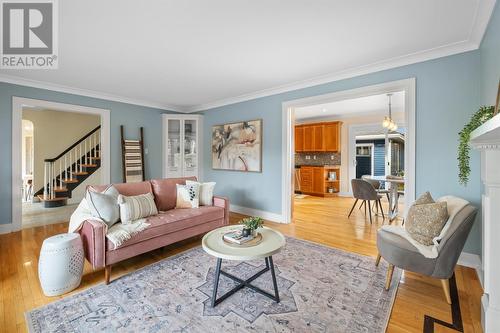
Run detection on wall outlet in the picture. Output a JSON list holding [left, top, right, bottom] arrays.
[[305, 155, 311, 160], [331, 155, 334, 160], [145, 148, 149, 154]]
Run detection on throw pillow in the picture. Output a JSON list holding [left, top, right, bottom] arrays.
[[85, 185, 120, 228], [118, 192, 158, 224], [414, 191, 434, 205], [186, 180, 216, 206], [405, 192, 449, 245], [176, 183, 200, 208]]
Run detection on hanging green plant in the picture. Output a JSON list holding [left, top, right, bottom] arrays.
[[458, 105, 495, 185]]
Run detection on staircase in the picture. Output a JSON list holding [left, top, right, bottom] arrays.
[[35, 126, 101, 208]]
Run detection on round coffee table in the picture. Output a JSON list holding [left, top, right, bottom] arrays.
[[202, 225, 286, 307]]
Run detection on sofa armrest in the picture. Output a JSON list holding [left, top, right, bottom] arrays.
[[213, 196, 230, 225], [78, 220, 106, 269]]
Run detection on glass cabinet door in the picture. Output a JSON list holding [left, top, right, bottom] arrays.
[[183, 119, 198, 177], [167, 119, 182, 177]]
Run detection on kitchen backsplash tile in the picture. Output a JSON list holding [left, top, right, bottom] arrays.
[[295, 152, 341, 166]]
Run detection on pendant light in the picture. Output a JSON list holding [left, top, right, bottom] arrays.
[[382, 93, 397, 131]]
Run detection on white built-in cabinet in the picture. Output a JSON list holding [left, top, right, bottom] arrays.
[[162, 114, 203, 180]]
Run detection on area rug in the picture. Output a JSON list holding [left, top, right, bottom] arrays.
[[26, 237, 401, 332]]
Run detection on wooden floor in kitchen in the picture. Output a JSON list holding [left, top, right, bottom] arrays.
[[0, 195, 482, 332]]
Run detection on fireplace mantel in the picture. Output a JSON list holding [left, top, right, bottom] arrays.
[[470, 113, 500, 332]]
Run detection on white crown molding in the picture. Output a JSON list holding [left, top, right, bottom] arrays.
[[0, 74, 188, 113], [468, 0, 497, 46], [187, 40, 478, 112], [0, 1, 495, 113]]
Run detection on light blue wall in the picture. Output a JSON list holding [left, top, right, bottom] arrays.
[[0, 82, 175, 225], [202, 51, 482, 255], [480, 2, 500, 105]]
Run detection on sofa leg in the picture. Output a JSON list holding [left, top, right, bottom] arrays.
[[105, 265, 112, 285], [375, 253, 381, 266], [441, 279, 452, 304], [385, 264, 394, 290]]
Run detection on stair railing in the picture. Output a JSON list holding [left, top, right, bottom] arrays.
[[42, 126, 101, 199]]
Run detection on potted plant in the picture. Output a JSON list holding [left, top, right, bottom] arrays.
[[240, 216, 264, 237], [458, 105, 495, 185]]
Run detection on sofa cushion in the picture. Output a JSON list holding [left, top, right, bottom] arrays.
[[107, 205, 223, 250], [89, 181, 152, 197], [150, 177, 197, 211]]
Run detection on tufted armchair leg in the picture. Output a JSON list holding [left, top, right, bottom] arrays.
[[385, 264, 395, 290], [441, 279, 452, 304]]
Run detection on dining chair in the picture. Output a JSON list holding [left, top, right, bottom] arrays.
[[348, 179, 384, 223], [361, 175, 390, 203]]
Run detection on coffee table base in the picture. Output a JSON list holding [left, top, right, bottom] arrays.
[[211, 256, 280, 307]]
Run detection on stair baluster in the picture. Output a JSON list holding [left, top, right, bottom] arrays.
[[52, 161, 55, 198], [59, 160, 62, 188], [64, 155, 67, 181], [79, 143, 83, 173], [84, 139, 87, 165], [93, 132, 96, 158], [43, 161, 48, 199]]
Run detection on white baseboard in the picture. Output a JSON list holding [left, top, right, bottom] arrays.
[[0, 223, 13, 234], [458, 251, 483, 287], [337, 192, 352, 197], [230, 204, 284, 223]]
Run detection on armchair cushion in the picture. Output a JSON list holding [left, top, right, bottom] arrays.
[[377, 229, 436, 276]]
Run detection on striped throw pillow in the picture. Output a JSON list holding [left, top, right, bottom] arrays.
[[117, 192, 158, 224]]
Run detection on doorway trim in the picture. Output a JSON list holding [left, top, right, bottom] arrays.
[[281, 78, 416, 224], [11, 97, 111, 232]]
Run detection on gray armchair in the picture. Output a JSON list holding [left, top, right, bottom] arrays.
[[376, 203, 477, 304]]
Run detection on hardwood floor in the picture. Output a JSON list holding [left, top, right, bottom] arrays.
[[0, 195, 482, 332]]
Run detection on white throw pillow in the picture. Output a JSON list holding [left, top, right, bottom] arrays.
[[85, 185, 120, 227], [186, 180, 216, 206], [176, 183, 200, 208], [118, 192, 158, 224]]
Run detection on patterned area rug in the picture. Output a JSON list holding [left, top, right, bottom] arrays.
[[26, 238, 400, 332]]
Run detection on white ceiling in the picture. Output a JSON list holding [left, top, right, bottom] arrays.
[[0, 0, 495, 112], [295, 91, 405, 120]]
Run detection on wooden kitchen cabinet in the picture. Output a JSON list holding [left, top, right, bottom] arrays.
[[312, 167, 324, 193], [294, 121, 341, 152], [295, 126, 304, 152], [298, 166, 341, 197], [313, 125, 324, 151], [323, 122, 340, 152], [303, 126, 314, 151]]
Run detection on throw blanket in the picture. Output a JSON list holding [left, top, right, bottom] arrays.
[[68, 198, 149, 249], [381, 196, 469, 258]]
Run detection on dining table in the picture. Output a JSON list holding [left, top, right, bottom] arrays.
[[365, 175, 404, 222]]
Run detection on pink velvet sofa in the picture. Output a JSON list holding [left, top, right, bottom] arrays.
[[78, 177, 229, 284]]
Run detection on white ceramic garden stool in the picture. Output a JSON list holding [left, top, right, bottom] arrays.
[[38, 233, 84, 296]]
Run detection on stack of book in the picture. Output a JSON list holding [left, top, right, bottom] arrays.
[[223, 230, 254, 245]]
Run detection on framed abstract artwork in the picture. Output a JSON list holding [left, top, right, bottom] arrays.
[[212, 119, 262, 172]]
